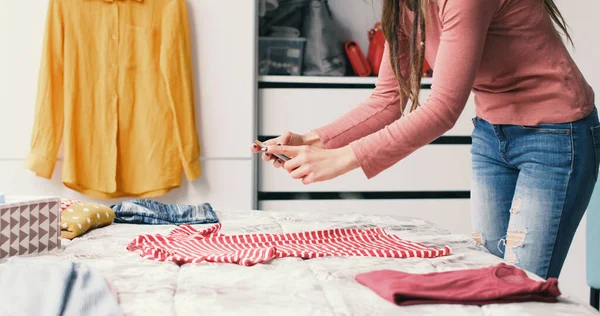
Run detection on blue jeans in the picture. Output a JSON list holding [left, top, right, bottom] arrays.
[[110, 199, 219, 225], [471, 108, 600, 279]]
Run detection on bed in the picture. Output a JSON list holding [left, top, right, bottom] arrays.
[[5, 209, 598, 315]]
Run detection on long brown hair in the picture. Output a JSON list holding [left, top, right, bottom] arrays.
[[381, 0, 573, 114]]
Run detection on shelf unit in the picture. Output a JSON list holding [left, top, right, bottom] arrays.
[[252, 0, 473, 235], [258, 75, 433, 85]]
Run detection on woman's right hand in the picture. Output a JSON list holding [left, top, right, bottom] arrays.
[[251, 131, 323, 168]]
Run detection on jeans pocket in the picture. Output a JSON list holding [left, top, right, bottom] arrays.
[[520, 124, 571, 135], [591, 124, 600, 180]]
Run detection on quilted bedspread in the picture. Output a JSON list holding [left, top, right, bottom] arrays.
[[1, 210, 597, 316]]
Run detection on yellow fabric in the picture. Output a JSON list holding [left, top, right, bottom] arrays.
[[60, 201, 115, 239], [25, 0, 202, 199]]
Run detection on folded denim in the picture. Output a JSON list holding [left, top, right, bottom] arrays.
[[110, 199, 219, 225]]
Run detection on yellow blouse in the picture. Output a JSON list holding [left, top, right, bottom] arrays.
[[25, 0, 202, 199]]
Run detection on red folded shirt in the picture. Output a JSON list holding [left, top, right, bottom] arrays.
[[355, 263, 561, 306], [126, 223, 452, 266]]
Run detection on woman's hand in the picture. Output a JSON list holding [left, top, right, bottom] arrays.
[[250, 131, 323, 168], [263, 144, 360, 185]]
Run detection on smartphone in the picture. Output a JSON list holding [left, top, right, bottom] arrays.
[[254, 140, 291, 161]]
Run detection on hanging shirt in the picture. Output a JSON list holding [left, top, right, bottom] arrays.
[[25, 0, 201, 199], [126, 223, 452, 266]]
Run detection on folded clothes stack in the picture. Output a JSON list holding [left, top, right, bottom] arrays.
[[59, 198, 218, 239]]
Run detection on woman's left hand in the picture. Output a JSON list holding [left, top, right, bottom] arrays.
[[263, 144, 360, 184]]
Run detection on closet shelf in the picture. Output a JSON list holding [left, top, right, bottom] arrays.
[[259, 75, 377, 84], [258, 75, 433, 88]]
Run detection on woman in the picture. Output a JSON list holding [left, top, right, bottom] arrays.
[[251, 0, 597, 280]]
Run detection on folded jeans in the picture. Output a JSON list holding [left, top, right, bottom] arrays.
[[110, 199, 219, 225]]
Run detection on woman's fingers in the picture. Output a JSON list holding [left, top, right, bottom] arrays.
[[290, 165, 310, 180], [264, 145, 306, 158], [252, 139, 278, 162], [261, 152, 273, 162], [283, 157, 301, 172], [263, 133, 290, 147], [301, 174, 315, 185], [274, 157, 288, 168], [252, 132, 302, 169], [262, 138, 279, 146]]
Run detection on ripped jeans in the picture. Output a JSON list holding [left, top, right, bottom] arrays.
[[470, 107, 600, 279]]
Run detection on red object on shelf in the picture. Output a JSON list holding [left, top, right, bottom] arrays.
[[423, 59, 433, 77], [345, 40, 372, 77], [367, 22, 385, 76]]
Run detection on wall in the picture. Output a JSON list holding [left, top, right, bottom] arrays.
[[0, 1, 256, 209]]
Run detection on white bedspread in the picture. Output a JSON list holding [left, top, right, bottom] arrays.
[[2, 210, 597, 316]]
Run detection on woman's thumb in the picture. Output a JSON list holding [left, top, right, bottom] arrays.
[[265, 132, 292, 146]]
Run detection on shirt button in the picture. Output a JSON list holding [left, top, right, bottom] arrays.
[[112, 34, 117, 40]]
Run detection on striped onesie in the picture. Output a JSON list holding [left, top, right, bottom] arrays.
[[126, 223, 452, 266]]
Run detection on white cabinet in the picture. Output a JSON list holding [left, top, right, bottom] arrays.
[[253, 0, 475, 231], [259, 87, 373, 136], [255, 75, 474, 233], [259, 144, 472, 192], [259, 83, 476, 137]]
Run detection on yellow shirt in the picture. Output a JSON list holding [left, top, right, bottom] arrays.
[[25, 0, 202, 199]]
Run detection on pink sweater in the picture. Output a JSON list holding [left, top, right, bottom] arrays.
[[313, 0, 595, 178]]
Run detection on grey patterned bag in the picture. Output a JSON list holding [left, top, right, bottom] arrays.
[[301, 0, 346, 76]]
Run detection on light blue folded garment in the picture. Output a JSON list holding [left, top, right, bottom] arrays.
[[0, 257, 122, 316], [110, 199, 219, 225]]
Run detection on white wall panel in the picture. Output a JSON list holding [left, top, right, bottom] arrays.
[[0, 159, 253, 210]]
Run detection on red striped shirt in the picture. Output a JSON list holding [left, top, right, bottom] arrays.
[[126, 223, 452, 266]]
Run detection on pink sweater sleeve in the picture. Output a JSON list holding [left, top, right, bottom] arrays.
[[312, 40, 409, 149], [348, 0, 499, 178]]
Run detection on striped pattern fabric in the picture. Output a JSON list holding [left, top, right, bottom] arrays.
[[60, 198, 81, 212], [126, 223, 452, 266]]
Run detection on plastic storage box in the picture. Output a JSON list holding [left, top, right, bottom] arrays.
[[258, 37, 306, 76]]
